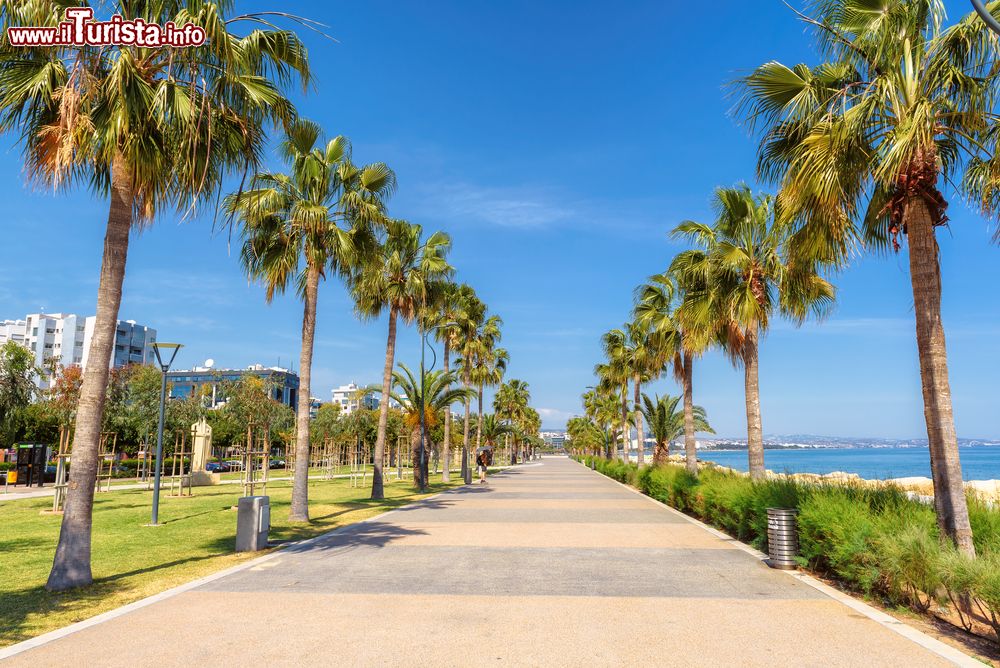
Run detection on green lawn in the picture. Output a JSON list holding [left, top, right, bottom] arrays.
[[0, 475, 461, 647]]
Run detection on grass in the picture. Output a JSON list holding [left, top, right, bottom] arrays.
[[0, 474, 462, 648]]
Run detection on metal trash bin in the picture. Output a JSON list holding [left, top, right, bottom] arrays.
[[766, 507, 798, 570], [236, 495, 270, 552]]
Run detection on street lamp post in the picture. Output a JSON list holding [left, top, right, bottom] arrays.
[[149, 342, 182, 526]]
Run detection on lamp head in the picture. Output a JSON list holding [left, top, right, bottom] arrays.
[[152, 342, 184, 370]]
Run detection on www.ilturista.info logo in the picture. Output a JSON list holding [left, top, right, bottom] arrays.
[[6, 7, 206, 48]]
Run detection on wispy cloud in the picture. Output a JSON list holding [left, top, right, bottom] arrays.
[[536, 407, 575, 425], [775, 317, 912, 336], [124, 269, 243, 307], [413, 181, 574, 228]]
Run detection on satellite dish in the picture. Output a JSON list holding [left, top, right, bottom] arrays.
[[204, 359, 215, 369]]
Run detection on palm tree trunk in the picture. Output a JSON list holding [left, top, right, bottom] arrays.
[[743, 330, 765, 480], [476, 386, 484, 449], [289, 262, 319, 522], [906, 198, 975, 556], [620, 385, 629, 463], [47, 153, 132, 591], [441, 341, 451, 483], [371, 307, 398, 500], [409, 426, 424, 490], [682, 351, 697, 476], [633, 374, 645, 466], [462, 381, 471, 483]]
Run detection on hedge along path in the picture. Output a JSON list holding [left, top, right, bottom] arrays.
[[2, 456, 974, 666]]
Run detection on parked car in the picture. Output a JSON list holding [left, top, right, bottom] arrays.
[[269, 459, 285, 469], [205, 462, 231, 473]]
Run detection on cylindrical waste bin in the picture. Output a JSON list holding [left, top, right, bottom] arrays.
[[766, 507, 798, 570], [236, 495, 270, 552]]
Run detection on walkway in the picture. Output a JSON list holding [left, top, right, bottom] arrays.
[[3, 457, 972, 666]]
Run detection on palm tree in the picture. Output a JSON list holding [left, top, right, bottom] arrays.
[[494, 379, 530, 463], [732, 0, 997, 555], [462, 315, 506, 454], [595, 343, 632, 463], [379, 364, 472, 490], [454, 292, 486, 483], [479, 413, 516, 448], [0, 2, 311, 590], [422, 282, 477, 482], [671, 185, 834, 481], [352, 220, 452, 499], [635, 272, 715, 475], [225, 121, 395, 522], [602, 322, 667, 466], [640, 393, 714, 465], [567, 415, 604, 458], [582, 388, 618, 459]]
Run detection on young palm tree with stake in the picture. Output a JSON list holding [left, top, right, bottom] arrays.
[[0, 2, 312, 590], [376, 364, 472, 490]]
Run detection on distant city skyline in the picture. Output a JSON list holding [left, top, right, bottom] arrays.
[[2, 1, 998, 439]]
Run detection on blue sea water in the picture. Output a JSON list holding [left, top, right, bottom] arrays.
[[692, 446, 1000, 480]]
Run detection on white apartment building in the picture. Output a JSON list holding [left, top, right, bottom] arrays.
[[0, 312, 156, 387], [331, 382, 379, 415]]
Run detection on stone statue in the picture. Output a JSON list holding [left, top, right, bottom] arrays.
[[188, 417, 218, 486], [191, 417, 213, 472]]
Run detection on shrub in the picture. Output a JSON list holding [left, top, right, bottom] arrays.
[[874, 522, 945, 611], [796, 489, 881, 592], [969, 495, 1000, 556]]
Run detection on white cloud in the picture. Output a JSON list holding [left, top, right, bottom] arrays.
[[413, 182, 574, 229], [536, 407, 575, 425]]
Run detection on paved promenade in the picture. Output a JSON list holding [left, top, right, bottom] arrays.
[[4, 457, 971, 666]]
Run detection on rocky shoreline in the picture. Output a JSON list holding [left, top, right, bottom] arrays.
[[648, 453, 1000, 502]]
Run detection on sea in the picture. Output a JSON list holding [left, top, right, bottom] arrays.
[[686, 446, 1000, 481]]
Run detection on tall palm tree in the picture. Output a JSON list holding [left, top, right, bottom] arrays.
[[422, 282, 477, 482], [602, 322, 667, 466], [454, 292, 486, 483], [0, 2, 311, 590], [640, 393, 714, 465], [595, 341, 632, 463], [567, 415, 604, 458], [635, 272, 716, 475], [672, 185, 834, 481], [379, 364, 472, 490], [592, 362, 632, 462], [352, 220, 452, 499], [226, 121, 395, 522], [494, 379, 530, 463], [732, 0, 998, 555], [463, 315, 505, 453], [582, 388, 619, 459]]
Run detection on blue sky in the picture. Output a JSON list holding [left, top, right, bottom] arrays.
[[2, 1, 999, 438]]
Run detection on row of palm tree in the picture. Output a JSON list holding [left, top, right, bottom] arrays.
[[0, 1, 539, 591], [573, 0, 1000, 558], [0, 1, 315, 591]]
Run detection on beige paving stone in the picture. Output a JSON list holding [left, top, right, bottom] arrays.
[[5, 593, 951, 668]]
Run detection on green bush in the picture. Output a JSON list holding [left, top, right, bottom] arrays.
[[0, 462, 12, 471]]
